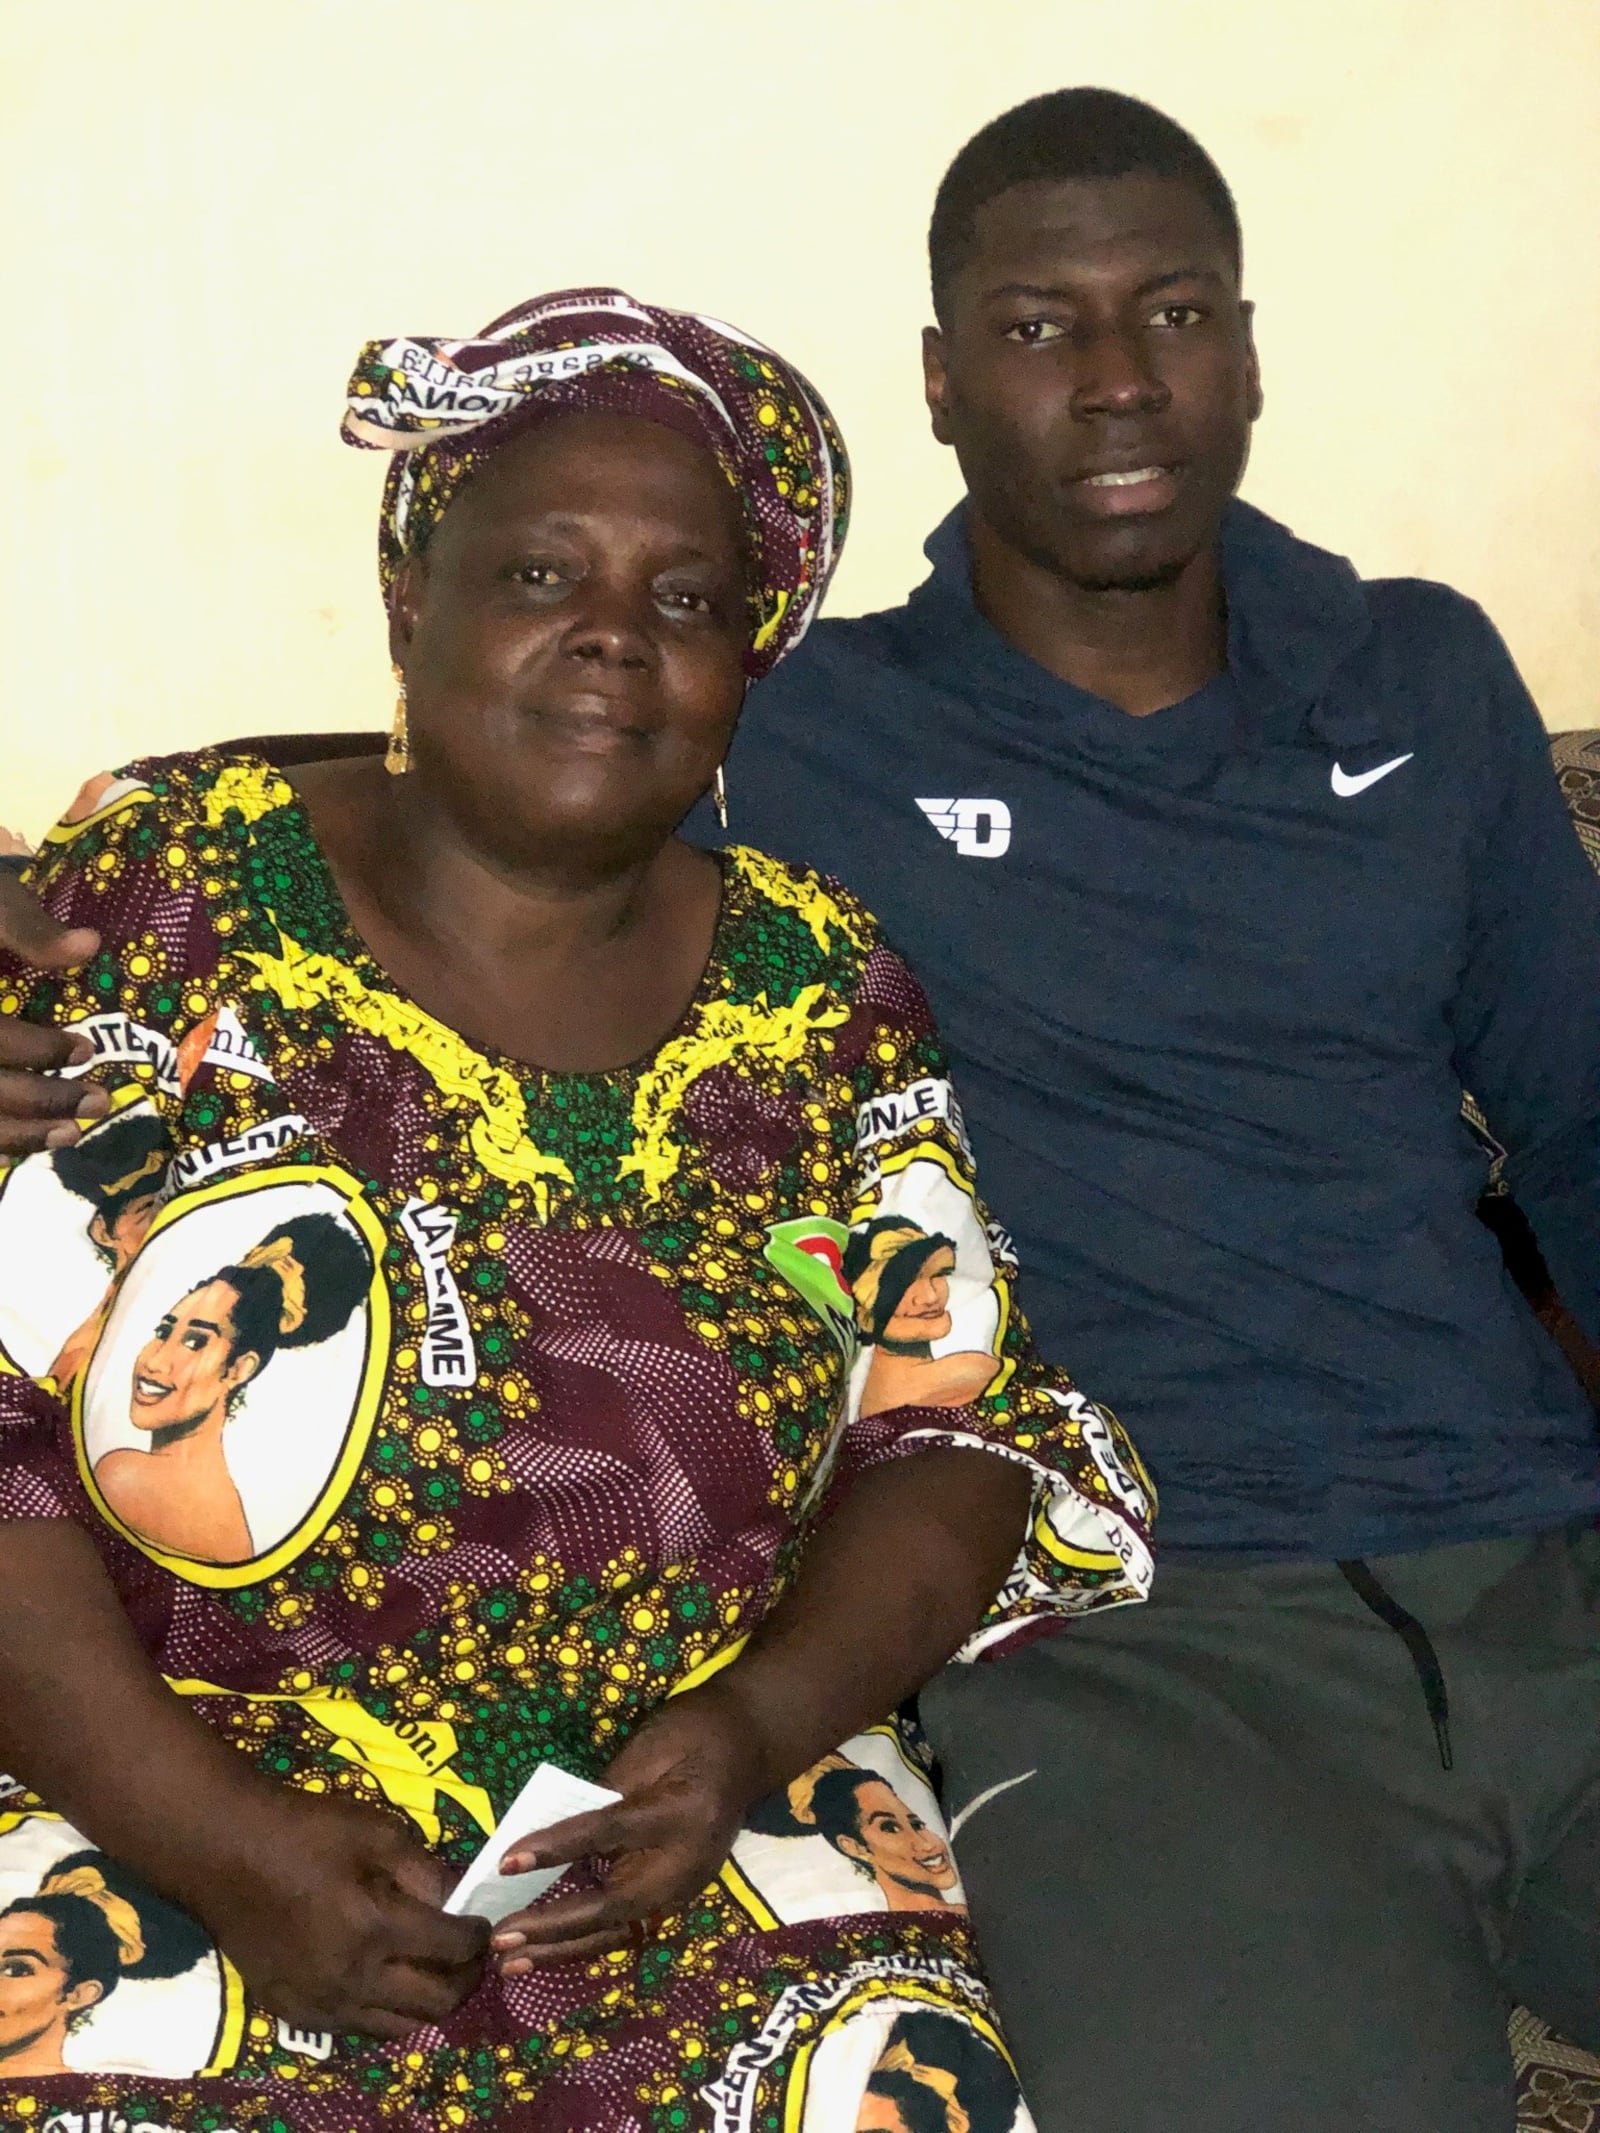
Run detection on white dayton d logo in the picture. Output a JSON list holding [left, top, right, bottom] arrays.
[[915, 797, 1012, 859]]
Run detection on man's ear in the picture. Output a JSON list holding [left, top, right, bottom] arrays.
[[1241, 300, 1264, 423], [922, 325, 956, 448], [387, 557, 423, 670]]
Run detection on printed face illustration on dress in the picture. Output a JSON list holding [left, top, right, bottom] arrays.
[[731, 1726, 966, 1926], [77, 1167, 387, 1583], [706, 1973, 1036, 2133], [0, 1816, 224, 2080], [0, 1097, 171, 1392], [838, 1777, 960, 1906], [843, 2006, 1033, 2133], [765, 1149, 1005, 1429], [0, 1907, 103, 2076]]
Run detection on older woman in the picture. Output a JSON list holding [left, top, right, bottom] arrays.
[[0, 291, 1151, 2132]]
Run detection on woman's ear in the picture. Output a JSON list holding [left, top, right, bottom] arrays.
[[64, 1976, 106, 2015]]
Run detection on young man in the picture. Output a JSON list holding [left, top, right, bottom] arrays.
[[4, 90, 1599, 2132]]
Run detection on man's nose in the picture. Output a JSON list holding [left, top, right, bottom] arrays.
[[1069, 323, 1172, 420]]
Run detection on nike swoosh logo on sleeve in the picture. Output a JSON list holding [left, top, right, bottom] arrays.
[[1331, 754, 1414, 798]]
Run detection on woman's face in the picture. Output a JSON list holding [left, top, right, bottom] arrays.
[[0, 1910, 102, 2062], [838, 1778, 960, 1897], [393, 410, 749, 868], [882, 1247, 957, 1345], [130, 1278, 259, 1435]]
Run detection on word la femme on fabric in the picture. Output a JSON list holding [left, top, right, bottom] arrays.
[[0, 752, 1150, 2132]]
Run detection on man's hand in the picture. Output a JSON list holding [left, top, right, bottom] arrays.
[[179, 1782, 489, 2038], [489, 1683, 767, 1972], [0, 867, 106, 1155]]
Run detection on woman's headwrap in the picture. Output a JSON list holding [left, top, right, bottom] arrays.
[[341, 288, 850, 679]]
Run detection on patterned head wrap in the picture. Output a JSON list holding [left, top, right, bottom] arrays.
[[341, 288, 850, 678]]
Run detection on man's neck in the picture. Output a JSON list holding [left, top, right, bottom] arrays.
[[965, 508, 1229, 718]]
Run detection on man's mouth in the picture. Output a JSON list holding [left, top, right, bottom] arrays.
[[1083, 466, 1167, 487], [1073, 463, 1184, 517], [133, 1374, 172, 1402]]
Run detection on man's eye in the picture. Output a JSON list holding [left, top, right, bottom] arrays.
[[1151, 304, 1205, 329], [1003, 318, 1067, 345]]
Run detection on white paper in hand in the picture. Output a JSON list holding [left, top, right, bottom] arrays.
[[445, 1763, 621, 1926]]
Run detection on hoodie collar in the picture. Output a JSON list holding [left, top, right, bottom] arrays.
[[908, 498, 1381, 752]]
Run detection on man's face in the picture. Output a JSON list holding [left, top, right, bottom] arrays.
[[925, 173, 1261, 592]]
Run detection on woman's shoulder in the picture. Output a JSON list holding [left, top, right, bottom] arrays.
[[719, 844, 938, 1031], [721, 843, 883, 957], [38, 748, 291, 850], [22, 748, 311, 964]]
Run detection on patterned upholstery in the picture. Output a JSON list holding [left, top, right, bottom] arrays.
[[1511, 733, 1600, 2128]]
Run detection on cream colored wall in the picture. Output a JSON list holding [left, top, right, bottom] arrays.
[[3, 0, 1598, 838]]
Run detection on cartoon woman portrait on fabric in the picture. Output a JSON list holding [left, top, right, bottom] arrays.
[[734, 1725, 966, 1923], [68, 1170, 379, 1574], [0, 1817, 222, 2081], [0, 1099, 169, 1391]]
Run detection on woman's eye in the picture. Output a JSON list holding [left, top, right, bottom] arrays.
[[182, 1330, 207, 1352], [1151, 304, 1205, 329], [511, 562, 566, 588], [1003, 318, 1067, 345], [658, 588, 715, 616]]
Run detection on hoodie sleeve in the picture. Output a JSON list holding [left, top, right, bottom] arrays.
[[1447, 606, 1600, 1350]]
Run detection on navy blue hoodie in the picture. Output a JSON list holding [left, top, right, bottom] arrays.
[[696, 500, 1600, 1558]]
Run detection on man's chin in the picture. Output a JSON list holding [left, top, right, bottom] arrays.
[[1070, 561, 1190, 595], [1046, 516, 1211, 596]]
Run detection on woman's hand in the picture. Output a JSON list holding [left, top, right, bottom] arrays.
[[490, 1681, 768, 1972], [179, 1780, 489, 2039]]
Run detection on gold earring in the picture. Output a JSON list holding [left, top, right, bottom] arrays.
[[386, 674, 411, 777], [713, 764, 728, 832]]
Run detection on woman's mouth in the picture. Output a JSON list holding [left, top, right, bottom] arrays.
[[133, 1373, 172, 1403]]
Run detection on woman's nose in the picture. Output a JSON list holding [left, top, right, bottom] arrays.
[[560, 581, 657, 672]]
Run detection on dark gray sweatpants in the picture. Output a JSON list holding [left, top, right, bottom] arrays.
[[922, 1526, 1600, 2133]]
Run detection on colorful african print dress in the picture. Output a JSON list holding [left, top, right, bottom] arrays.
[[0, 753, 1152, 2133]]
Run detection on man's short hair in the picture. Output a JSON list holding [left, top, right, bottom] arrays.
[[929, 87, 1242, 319]]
